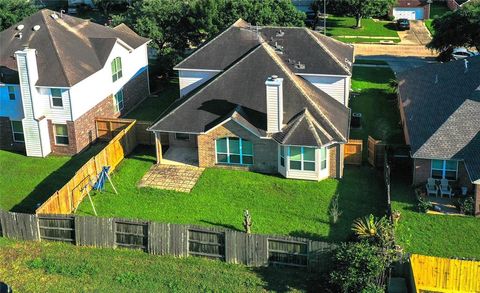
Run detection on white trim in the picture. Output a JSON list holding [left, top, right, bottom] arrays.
[[116, 38, 134, 52], [296, 73, 349, 77], [174, 68, 223, 72]]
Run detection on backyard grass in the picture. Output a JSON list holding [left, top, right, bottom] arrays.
[[350, 66, 404, 151], [125, 78, 179, 122], [391, 170, 480, 259], [0, 144, 105, 213], [0, 237, 323, 292], [326, 16, 400, 43], [77, 146, 386, 242]]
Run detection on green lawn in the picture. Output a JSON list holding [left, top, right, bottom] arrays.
[[125, 78, 179, 122], [0, 144, 105, 213], [77, 146, 385, 242], [350, 66, 404, 152], [0, 237, 323, 292], [391, 171, 480, 259], [326, 16, 400, 43], [425, 3, 451, 34]]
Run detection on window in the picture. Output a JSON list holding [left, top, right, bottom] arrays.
[[8, 86, 15, 100], [54, 124, 69, 145], [289, 146, 315, 171], [175, 133, 190, 141], [320, 147, 327, 170], [111, 57, 123, 82], [280, 146, 285, 167], [50, 88, 63, 108], [215, 137, 253, 165], [431, 160, 457, 180], [114, 89, 124, 112], [11, 121, 24, 142]]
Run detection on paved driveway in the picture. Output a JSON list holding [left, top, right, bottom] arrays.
[[398, 21, 432, 45]]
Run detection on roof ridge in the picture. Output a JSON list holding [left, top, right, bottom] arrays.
[[262, 42, 347, 142], [304, 109, 333, 145], [149, 44, 264, 130], [40, 10, 72, 86], [305, 28, 351, 75], [281, 110, 307, 143], [304, 109, 323, 145], [174, 19, 256, 69]]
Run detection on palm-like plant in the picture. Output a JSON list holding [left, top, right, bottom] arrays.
[[352, 214, 385, 239]]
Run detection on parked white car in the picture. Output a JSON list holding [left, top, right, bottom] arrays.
[[451, 47, 479, 60]]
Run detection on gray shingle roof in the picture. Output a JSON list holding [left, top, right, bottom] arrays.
[[398, 57, 480, 182], [175, 19, 354, 76], [150, 42, 350, 147], [0, 9, 149, 87]]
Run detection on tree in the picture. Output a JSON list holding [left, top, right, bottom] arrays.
[[330, 241, 387, 293], [92, 0, 115, 18], [427, 0, 480, 52], [0, 0, 37, 31], [333, 0, 396, 28]]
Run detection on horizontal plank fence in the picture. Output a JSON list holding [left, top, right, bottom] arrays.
[[35, 119, 138, 215], [0, 209, 334, 271], [344, 139, 363, 165], [410, 254, 480, 293]]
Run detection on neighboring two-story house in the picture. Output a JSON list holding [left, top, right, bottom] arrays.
[[397, 57, 480, 215], [149, 19, 354, 181], [0, 9, 150, 157]]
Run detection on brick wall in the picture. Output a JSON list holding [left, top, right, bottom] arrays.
[[47, 94, 118, 155], [122, 69, 150, 115], [197, 121, 278, 174], [412, 158, 431, 185], [0, 116, 25, 152], [457, 161, 473, 190], [328, 144, 343, 179]]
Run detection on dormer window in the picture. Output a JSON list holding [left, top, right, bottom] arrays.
[[111, 57, 123, 82]]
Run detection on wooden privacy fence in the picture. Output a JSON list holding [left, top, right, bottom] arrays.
[[344, 139, 363, 165], [35, 119, 138, 215], [368, 136, 386, 167], [0, 209, 334, 270], [410, 254, 480, 293]]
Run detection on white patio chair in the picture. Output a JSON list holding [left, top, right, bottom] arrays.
[[426, 178, 439, 197], [439, 179, 453, 198]]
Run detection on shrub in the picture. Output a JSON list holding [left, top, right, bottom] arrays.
[[461, 197, 475, 216], [330, 241, 386, 293], [329, 194, 342, 224], [417, 196, 433, 213]]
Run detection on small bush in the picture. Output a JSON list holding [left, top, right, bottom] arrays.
[[329, 194, 342, 224], [461, 197, 475, 216], [417, 196, 433, 213]]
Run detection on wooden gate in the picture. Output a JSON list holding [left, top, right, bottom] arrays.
[[344, 139, 363, 165], [367, 136, 386, 167]]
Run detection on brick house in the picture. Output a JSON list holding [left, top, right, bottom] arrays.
[[391, 0, 431, 20], [149, 19, 354, 181], [0, 9, 150, 157], [397, 57, 480, 215]]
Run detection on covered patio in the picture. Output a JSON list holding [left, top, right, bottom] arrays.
[[162, 146, 199, 167]]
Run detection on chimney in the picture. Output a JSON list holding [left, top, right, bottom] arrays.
[[265, 75, 283, 133]]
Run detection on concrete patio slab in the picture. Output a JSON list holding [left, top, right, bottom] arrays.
[[138, 164, 204, 193], [162, 147, 199, 167]]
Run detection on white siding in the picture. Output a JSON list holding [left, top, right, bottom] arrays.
[[178, 70, 218, 97], [69, 43, 149, 120], [299, 74, 349, 106], [265, 78, 283, 133], [38, 118, 51, 155], [0, 84, 24, 120], [36, 87, 72, 123]]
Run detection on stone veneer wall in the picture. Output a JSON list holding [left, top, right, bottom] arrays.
[[197, 120, 278, 174], [0, 116, 25, 152]]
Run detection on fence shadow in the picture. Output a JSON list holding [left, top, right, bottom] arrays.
[[252, 266, 327, 292], [10, 143, 106, 214]]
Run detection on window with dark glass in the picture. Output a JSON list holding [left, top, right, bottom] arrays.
[[431, 160, 457, 180], [50, 88, 63, 108], [215, 137, 253, 165], [11, 121, 24, 142]]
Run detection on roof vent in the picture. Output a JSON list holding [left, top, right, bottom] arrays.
[[270, 75, 278, 80], [276, 30, 284, 37], [294, 61, 305, 70], [345, 58, 352, 67], [16, 24, 24, 31], [273, 42, 284, 54], [15, 32, 23, 39], [288, 58, 295, 64], [51, 13, 59, 20], [33, 25, 40, 31]]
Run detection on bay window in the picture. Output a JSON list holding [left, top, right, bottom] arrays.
[[431, 160, 457, 180], [289, 146, 315, 171], [216, 137, 253, 165]]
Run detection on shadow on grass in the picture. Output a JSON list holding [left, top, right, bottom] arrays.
[[253, 266, 330, 292], [199, 220, 242, 232], [11, 143, 106, 214], [384, 22, 398, 31]]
